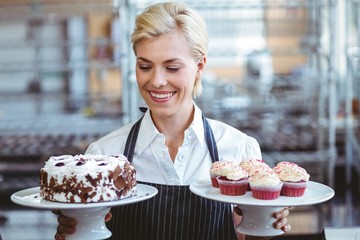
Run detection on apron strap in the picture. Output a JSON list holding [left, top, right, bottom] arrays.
[[124, 113, 219, 163], [123, 116, 144, 161], [202, 115, 219, 163]]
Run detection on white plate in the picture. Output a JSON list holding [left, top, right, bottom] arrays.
[[11, 183, 158, 209], [11, 184, 158, 240], [190, 180, 334, 237], [190, 179, 334, 207]]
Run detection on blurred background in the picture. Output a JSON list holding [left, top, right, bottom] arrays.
[[0, 0, 359, 239]]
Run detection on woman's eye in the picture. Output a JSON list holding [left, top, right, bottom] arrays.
[[138, 65, 151, 71], [167, 67, 179, 72]]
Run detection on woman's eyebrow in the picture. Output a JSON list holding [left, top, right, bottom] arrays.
[[163, 58, 182, 64], [136, 57, 150, 62], [137, 57, 182, 64]]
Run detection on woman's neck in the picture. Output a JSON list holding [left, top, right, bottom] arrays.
[[151, 104, 195, 161]]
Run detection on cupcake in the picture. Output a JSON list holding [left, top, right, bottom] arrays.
[[240, 158, 272, 177], [240, 159, 272, 190], [209, 161, 238, 188], [216, 166, 249, 196], [273, 161, 310, 197], [249, 170, 283, 200]]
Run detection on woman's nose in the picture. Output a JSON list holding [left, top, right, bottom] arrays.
[[150, 70, 167, 88]]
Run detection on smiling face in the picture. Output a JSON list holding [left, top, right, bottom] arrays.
[[135, 32, 206, 120]]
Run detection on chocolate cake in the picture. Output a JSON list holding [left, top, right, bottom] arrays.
[[39, 154, 137, 203]]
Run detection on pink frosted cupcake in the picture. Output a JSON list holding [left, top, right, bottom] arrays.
[[249, 170, 283, 200], [216, 166, 249, 196], [273, 161, 310, 197], [209, 161, 238, 188], [240, 159, 272, 177], [240, 159, 272, 190]]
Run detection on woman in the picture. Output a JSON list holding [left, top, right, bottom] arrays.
[[55, 2, 290, 240]]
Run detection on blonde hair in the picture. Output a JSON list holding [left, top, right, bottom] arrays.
[[131, 2, 208, 98]]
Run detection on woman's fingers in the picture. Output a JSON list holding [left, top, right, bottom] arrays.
[[233, 206, 243, 216], [57, 215, 77, 228], [273, 207, 290, 219], [54, 209, 111, 239], [55, 213, 77, 239], [57, 222, 76, 233], [54, 232, 65, 240], [273, 214, 288, 228], [54, 220, 76, 240], [52, 209, 61, 215], [272, 207, 292, 232], [273, 217, 291, 232], [56, 220, 76, 234], [105, 212, 112, 222], [282, 223, 292, 232]]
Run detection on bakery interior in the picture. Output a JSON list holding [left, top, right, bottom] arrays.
[[0, 0, 359, 239]]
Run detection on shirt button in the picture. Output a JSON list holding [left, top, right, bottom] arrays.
[[186, 131, 193, 140], [178, 154, 186, 161]]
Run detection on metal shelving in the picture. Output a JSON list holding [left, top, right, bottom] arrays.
[[0, 0, 117, 20], [0, 0, 124, 116], [345, 0, 360, 188], [0, 1, 125, 193]]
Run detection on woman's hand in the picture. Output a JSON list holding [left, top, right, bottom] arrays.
[[52, 210, 76, 240], [272, 207, 291, 232], [52, 210, 113, 240], [233, 206, 291, 240], [234, 206, 291, 232]]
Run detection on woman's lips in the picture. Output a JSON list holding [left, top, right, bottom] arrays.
[[149, 91, 176, 99]]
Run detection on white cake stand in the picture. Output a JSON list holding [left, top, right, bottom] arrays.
[[11, 184, 158, 240], [190, 179, 334, 237]]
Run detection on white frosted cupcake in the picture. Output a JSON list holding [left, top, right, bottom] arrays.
[[240, 159, 272, 190], [217, 166, 249, 196], [249, 170, 283, 200], [209, 161, 238, 188], [273, 161, 310, 197], [240, 159, 272, 177]]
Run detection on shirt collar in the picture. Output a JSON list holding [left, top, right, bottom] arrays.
[[190, 103, 206, 148], [136, 110, 159, 155], [135, 103, 206, 155]]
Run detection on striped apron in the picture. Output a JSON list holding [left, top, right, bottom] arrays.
[[106, 115, 237, 240]]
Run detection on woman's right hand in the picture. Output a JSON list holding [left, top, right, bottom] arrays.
[[52, 210, 77, 240], [52, 210, 113, 240]]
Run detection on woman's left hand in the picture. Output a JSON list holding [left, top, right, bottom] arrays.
[[272, 207, 291, 232]]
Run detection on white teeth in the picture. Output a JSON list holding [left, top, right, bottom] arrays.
[[150, 92, 175, 99]]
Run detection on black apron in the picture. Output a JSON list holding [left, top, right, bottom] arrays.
[[106, 115, 237, 240]]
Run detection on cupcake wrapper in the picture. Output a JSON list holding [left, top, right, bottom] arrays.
[[250, 183, 283, 200], [281, 181, 307, 197], [217, 177, 249, 196], [209, 171, 221, 188], [211, 177, 220, 188]]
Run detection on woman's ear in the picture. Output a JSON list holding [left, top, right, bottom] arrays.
[[196, 56, 207, 78]]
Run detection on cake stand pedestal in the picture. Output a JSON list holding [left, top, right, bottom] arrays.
[[11, 184, 158, 240], [61, 207, 112, 240], [235, 205, 284, 236], [190, 179, 334, 237]]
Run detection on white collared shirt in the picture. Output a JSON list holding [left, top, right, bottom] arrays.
[[86, 104, 261, 185]]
